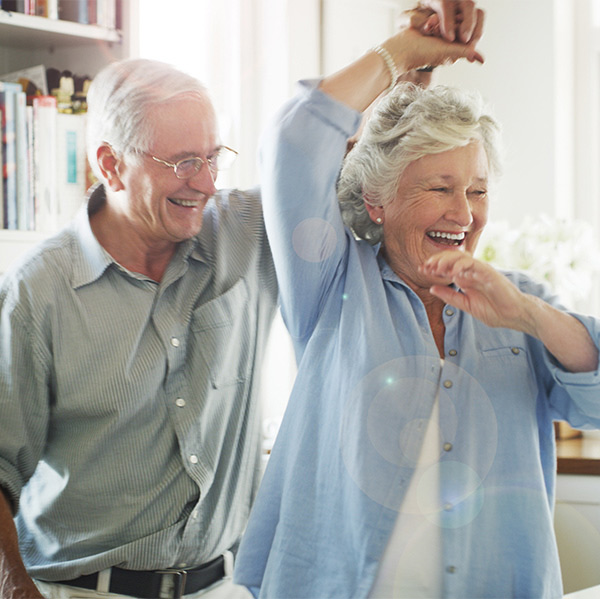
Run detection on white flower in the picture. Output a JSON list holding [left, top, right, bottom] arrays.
[[475, 215, 600, 309]]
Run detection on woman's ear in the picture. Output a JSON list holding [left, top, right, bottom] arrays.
[[363, 196, 384, 225], [96, 144, 125, 192]]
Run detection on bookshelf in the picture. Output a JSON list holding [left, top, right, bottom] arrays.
[[0, 1, 139, 273]]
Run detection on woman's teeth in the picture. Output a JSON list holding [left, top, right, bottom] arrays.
[[427, 231, 466, 245]]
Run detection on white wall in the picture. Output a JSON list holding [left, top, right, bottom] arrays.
[[432, 0, 572, 226]]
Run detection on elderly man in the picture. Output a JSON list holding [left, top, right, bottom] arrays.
[[0, 58, 276, 599]]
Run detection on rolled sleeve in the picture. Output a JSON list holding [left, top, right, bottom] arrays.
[[259, 80, 361, 342]]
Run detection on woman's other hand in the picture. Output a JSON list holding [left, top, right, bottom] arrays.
[[421, 250, 599, 373]]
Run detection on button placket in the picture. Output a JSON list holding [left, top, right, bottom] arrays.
[[443, 305, 459, 359]]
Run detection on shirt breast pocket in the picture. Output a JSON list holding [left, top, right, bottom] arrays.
[[190, 278, 254, 388], [479, 339, 538, 413]]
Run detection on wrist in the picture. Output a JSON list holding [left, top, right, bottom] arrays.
[[371, 44, 400, 92]]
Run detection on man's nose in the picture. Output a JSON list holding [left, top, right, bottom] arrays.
[[187, 161, 217, 196]]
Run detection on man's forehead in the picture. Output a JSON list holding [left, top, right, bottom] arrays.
[[147, 96, 219, 151]]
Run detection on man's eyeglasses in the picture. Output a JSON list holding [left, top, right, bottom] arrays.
[[142, 146, 238, 179]]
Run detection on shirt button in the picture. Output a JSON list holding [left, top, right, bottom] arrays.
[[192, 510, 198, 519], [511, 347, 520, 355], [445, 308, 455, 316], [189, 454, 198, 464], [443, 380, 453, 389], [443, 442, 453, 452], [171, 337, 181, 347], [175, 398, 186, 408], [178, 563, 187, 568], [448, 349, 457, 357], [446, 565, 456, 574], [443, 503, 453, 511]]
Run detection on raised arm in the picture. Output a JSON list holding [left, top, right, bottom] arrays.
[[261, 7, 485, 344], [319, 10, 484, 113]]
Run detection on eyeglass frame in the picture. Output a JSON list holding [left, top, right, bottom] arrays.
[[134, 145, 238, 180]]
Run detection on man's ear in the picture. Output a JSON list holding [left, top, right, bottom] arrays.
[[363, 196, 384, 225], [96, 144, 125, 192]]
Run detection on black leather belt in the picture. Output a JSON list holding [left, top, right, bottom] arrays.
[[56, 554, 225, 599]]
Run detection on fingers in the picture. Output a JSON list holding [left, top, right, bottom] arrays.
[[419, 0, 484, 44], [428, 283, 469, 310], [468, 7, 485, 45], [421, 250, 477, 280], [402, 3, 485, 67]]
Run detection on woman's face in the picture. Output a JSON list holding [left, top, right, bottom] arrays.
[[370, 142, 490, 293]]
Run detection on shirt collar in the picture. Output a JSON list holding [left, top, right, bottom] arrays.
[[70, 185, 209, 289], [376, 249, 461, 295], [71, 185, 113, 289], [376, 247, 409, 288]]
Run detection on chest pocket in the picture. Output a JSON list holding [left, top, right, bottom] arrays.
[[190, 278, 253, 388], [478, 331, 539, 414]]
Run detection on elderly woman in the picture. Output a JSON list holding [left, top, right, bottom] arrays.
[[234, 15, 600, 599]]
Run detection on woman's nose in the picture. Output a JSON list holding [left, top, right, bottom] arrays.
[[447, 190, 474, 226]]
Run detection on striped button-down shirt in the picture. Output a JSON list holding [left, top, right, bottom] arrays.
[[0, 185, 277, 580]]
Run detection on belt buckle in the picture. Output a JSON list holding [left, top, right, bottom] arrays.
[[156, 568, 188, 599]]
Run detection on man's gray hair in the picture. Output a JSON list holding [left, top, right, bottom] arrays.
[[337, 83, 503, 244], [86, 58, 210, 181]]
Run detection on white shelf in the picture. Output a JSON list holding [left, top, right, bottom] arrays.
[[0, 10, 121, 49]]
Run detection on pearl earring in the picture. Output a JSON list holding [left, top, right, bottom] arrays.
[[376, 217, 382, 224]]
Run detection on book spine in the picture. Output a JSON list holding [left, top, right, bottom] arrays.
[[58, 0, 88, 23], [55, 113, 87, 227], [15, 90, 30, 231], [0, 101, 4, 230], [25, 105, 35, 230], [32, 96, 58, 233], [0, 85, 19, 230]]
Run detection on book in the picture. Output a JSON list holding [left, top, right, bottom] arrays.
[[32, 96, 58, 233], [1, 64, 49, 96], [96, 0, 115, 29], [25, 105, 35, 230], [0, 81, 22, 230], [35, 0, 58, 18], [55, 112, 87, 227], [87, 0, 97, 25], [58, 0, 88, 23], [14, 89, 31, 230], [0, 101, 4, 229], [2, 0, 26, 12]]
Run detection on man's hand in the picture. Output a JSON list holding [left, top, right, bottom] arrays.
[[396, 1, 485, 68], [419, 0, 484, 44]]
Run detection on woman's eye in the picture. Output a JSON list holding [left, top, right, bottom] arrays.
[[469, 189, 488, 197], [431, 187, 450, 193]]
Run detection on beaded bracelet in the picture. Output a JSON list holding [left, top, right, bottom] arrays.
[[371, 44, 400, 92]]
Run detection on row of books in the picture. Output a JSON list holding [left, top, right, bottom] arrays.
[[1, 81, 89, 232], [0, 0, 117, 29]]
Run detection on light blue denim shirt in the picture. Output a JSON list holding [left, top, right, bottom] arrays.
[[0, 185, 277, 580], [234, 81, 600, 598]]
